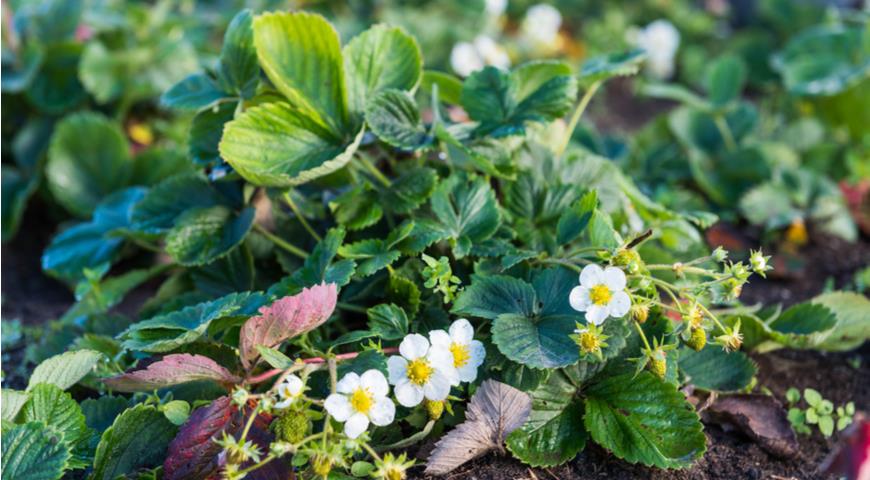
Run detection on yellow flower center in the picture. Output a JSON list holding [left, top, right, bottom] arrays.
[[589, 284, 612, 306], [449, 342, 471, 368], [406, 358, 433, 385], [350, 388, 373, 414], [578, 331, 601, 353]]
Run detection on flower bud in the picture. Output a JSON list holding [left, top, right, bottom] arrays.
[[683, 306, 703, 329], [711, 246, 728, 263], [613, 249, 643, 274], [231, 387, 250, 407], [749, 249, 771, 277], [686, 328, 706, 351], [374, 453, 415, 480], [424, 400, 445, 421], [630, 303, 650, 324], [273, 410, 310, 444], [312, 455, 333, 477]]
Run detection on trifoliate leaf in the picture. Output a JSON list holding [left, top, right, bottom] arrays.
[[381, 167, 438, 214], [1, 422, 70, 480], [430, 174, 501, 258], [270, 228, 356, 295], [426, 380, 532, 475], [104, 354, 242, 392], [338, 239, 402, 277], [578, 49, 646, 85], [678, 345, 757, 392], [45, 112, 131, 217], [91, 405, 177, 480], [584, 372, 706, 468], [506, 370, 586, 467], [27, 349, 101, 391], [165, 206, 255, 267]]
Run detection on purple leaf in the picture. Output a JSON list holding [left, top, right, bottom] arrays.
[[103, 354, 241, 392], [240, 282, 338, 369]]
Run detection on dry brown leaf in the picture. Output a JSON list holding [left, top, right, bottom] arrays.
[[706, 393, 799, 459], [425, 380, 532, 476]]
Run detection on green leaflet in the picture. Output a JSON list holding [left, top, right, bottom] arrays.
[[705, 54, 747, 107], [1, 422, 70, 480], [45, 112, 131, 217], [584, 372, 706, 468], [160, 74, 225, 111], [18, 384, 92, 463], [365, 89, 431, 150], [269, 228, 356, 296], [1, 390, 30, 422], [165, 206, 255, 266], [129, 174, 229, 234], [27, 350, 102, 392], [430, 174, 501, 258], [578, 49, 646, 85], [90, 405, 177, 480], [678, 345, 756, 392], [812, 292, 870, 351], [506, 370, 586, 467], [338, 222, 413, 277], [217, 9, 259, 98]]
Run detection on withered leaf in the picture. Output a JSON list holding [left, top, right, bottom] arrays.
[[425, 380, 532, 475], [706, 393, 799, 458]]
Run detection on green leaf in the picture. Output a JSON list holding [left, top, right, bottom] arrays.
[[705, 54, 747, 107], [161, 74, 225, 111], [818, 415, 834, 437], [90, 405, 177, 480], [191, 245, 255, 296], [26, 42, 86, 114], [1, 390, 29, 422], [452, 275, 536, 320], [506, 370, 586, 467], [584, 372, 706, 468], [422, 70, 463, 104], [812, 292, 870, 351], [344, 24, 422, 123], [130, 147, 194, 187], [270, 227, 356, 295], [27, 350, 101, 391], [217, 9, 259, 98], [43, 188, 146, 284], [330, 185, 382, 231], [161, 400, 191, 426], [1, 422, 70, 480], [579, 49, 646, 85], [255, 345, 295, 369], [678, 345, 756, 392], [130, 174, 227, 234], [588, 209, 623, 249], [804, 388, 822, 407], [556, 191, 597, 245], [774, 25, 870, 96], [367, 304, 409, 340], [2, 165, 39, 242], [165, 206, 255, 266], [121, 292, 266, 352], [769, 303, 837, 335], [253, 11, 346, 133], [430, 174, 501, 258], [18, 384, 90, 454], [80, 396, 128, 433], [461, 62, 577, 137], [365, 89, 430, 150], [338, 239, 401, 277], [219, 102, 364, 187], [189, 102, 237, 167], [380, 167, 438, 216], [45, 112, 131, 217]]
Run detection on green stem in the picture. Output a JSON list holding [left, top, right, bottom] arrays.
[[695, 302, 729, 333], [357, 154, 392, 188], [253, 224, 308, 259], [713, 114, 737, 152], [556, 80, 602, 157], [633, 320, 653, 352], [646, 264, 719, 277], [361, 441, 383, 463], [337, 302, 368, 314], [283, 192, 322, 242], [538, 258, 584, 273], [378, 420, 435, 450]]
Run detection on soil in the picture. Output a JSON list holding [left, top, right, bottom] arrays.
[[2, 201, 867, 480]]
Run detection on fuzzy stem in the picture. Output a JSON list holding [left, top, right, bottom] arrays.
[[283, 192, 322, 242], [357, 154, 392, 187], [556, 80, 602, 157], [633, 320, 653, 352], [253, 224, 309, 259]]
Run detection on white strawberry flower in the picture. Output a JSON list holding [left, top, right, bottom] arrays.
[[630, 20, 680, 79], [274, 374, 305, 409], [429, 319, 486, 384], [569, 264, 631, 325], [522, 4, 562, 48], [387, 334, 459, 407], [449, 35, 510, 77], [324, 370, 395, 439]]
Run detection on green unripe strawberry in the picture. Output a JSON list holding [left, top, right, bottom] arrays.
[[647, 348, 667, 379], [686, 328, 707, 351], [424, 399, 444, 421], [273, 410, 310, 443]]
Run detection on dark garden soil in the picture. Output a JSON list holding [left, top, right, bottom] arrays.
[[2, 204, 868, 480]]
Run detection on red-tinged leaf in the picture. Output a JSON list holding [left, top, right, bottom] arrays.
[[163, 396, 290, 480], [240, 282, 338, 369], [103, 354, 241, 392]]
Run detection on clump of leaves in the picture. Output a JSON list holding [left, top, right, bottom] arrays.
[[786, 388, 854, 437]]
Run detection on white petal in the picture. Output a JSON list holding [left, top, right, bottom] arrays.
[[603, 266, 627, 291], [344, 413, 370, 439], [427, 346, 455, 369], [457, 363, 479, 383], [369, 397, 395, 426], [585, 304, 609, 325], [608, 291, 631, 317], [283, 374, 304, 396], [428, 329, 451, 349], [399, 333, 430, 360], [387, 356, 408, 385], [336, 372, 360, 394], [275, 398, 293, 409], [394, 380, 424, 407], [423, 371, 452, 401], [579, 264, 605, 287], [324, 394, 352, 421], [469, 340, 486, 366], [360, 370, 389, 397], [449, 318, 475, 344], [569, 286, 590, 312]]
